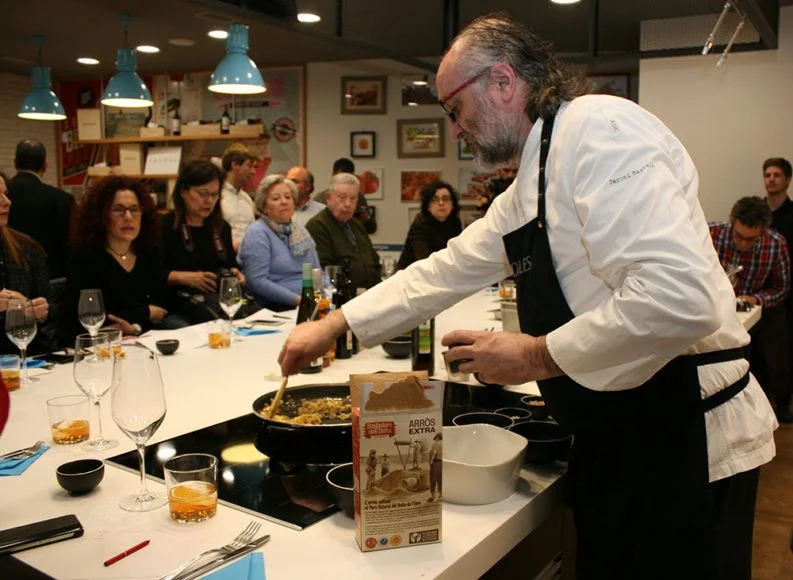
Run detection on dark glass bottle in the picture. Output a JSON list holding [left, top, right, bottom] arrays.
[[333, 270, 353, 360], [296, 263, 322, 374], [339, 259, 360, 355], [221, 105, 231, 134], [171, 109, 181, 136], [411, 318, 435, 376]]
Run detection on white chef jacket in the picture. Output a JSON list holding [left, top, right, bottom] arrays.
[[220, 181, 256, 247], [344, 95, 776, 482]]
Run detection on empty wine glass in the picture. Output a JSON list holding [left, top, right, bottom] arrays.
[[111, 345, 168, 512], [5, 299, 38, 384], [78, 289, 105, 337], [219, 276, 243, 338], [74, 334, 118, 451]]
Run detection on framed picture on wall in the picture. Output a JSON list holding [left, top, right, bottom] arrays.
[[341, 76, 387, 114], [401, 170, 441, 202], [350, 131, 376, 158], [408, 206, 421, 226], [458, 140, 474, 161], [358, 169, 384, 200], [588, 75, 630, 99], [397, 118, 445, 158]]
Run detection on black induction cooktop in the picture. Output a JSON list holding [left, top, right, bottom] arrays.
[[106, 381, 525, 530]]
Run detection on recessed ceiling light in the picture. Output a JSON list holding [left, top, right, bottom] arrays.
[[413, 75, 429, 86], [169, 38, 195, 47], [208, 30, 228, 39], [297, 12, 321, 23], [77, 57, 100, 65], [550, 0, 580, 4], [136, 45, 160, 54], [407, 102, 419, 107]]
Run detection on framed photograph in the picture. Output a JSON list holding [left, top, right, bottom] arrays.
[[397, 118, 445, 159], [458, 167, 498, 202], [458, 140, 474, 161], [588, 75, 630, 99], [401, 170, 441, 202], [350, 131, 376, 158], [341, 76, 387, 115], [407, 206, 421, 226], [358, 169, 384, 200]]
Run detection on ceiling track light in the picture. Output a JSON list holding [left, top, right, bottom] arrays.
[[101, 14, 154, 108], [18, 35, 66, 121], [717, 14, 747, 67], [208, 24, 266, 95]]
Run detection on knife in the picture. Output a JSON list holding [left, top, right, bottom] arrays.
[[173, 534, 270, 580]]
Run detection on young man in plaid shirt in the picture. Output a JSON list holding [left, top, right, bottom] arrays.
[[710, 196, 793, 422]]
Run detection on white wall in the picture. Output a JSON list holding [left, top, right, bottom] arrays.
[[639, 6, 793, 222], [0, 72, 59, 186], [305, 63, 468, 245]]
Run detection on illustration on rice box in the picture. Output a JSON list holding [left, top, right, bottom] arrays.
[[351, 371, 443, 552]]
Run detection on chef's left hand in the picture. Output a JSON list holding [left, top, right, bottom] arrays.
[[442, 330, 563, 385]]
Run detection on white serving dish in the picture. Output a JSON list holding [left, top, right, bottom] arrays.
[[501, 300, 519, 332], [443, 424, 528, 505]]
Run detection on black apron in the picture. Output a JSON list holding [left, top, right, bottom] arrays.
[[502, 116, 750, 579]]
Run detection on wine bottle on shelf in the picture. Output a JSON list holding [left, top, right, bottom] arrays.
[[221, 105, 231, 134], [333, 267, 353, 360], [171, 109, 181, 136], [296, 263, 322, 374], [411, 318, 435, 376]]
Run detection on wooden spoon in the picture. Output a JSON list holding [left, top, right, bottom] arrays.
[[268, 376, 289, 418]]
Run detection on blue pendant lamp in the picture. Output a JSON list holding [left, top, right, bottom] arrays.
[[208, 24, 266, 94], [101, 14, 153, 108], [17, 36, 66, 121]]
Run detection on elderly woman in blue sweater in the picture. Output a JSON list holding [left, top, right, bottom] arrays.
[[239, 174, 322, 311]]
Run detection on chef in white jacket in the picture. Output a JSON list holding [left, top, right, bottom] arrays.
[[279, 14, 776, 579]]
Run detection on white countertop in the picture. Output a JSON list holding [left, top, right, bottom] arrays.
[[1, 290, 560, 580]]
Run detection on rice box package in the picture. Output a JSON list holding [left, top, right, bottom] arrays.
[[350, 371, 443, 552]]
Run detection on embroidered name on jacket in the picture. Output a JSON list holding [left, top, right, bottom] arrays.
[[608, 161, 655, 186], [511, 255, 532, 276]]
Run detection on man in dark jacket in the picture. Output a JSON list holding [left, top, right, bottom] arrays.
[[7, 140, 74, 279], [306, 173, 381, 290]]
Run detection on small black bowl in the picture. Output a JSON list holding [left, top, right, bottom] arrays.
[[508, 421, 572, 465], [520, 395, 550, 421], [156, 339, 180, 356], [326, 462, 354, 518], [56, 459, 104, 494], [381, 337, 411, 359], [494, 407, 532, 421], [452, 411, 514, 428]]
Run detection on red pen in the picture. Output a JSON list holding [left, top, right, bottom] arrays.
[[103, 539, 150, 567]]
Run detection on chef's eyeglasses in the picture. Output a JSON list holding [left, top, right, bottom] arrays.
[[438, 68, 490, 124], [110, 205, 142, 217]]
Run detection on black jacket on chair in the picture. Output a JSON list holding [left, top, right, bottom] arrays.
[[7, 172, 74, 279]]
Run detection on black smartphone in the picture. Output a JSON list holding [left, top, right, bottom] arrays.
[[0, 515, 84, 555], [42, 353, 73, 365]]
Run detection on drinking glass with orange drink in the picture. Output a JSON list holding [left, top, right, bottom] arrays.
[[208, 319, 231, 349], [0, 354, 20, 391], [164, 454, 218, 523], [47, 395, 90, 445]]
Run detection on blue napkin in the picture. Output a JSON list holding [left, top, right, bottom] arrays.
[[204, 552, 265, 580], [234, 328, 280, 337], [25, 359, 47, 369], [0, 445, 49, 476]]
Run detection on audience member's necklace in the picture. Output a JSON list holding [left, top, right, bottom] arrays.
[[107, 246, 132, 261]]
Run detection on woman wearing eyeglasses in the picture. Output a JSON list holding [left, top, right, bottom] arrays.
[[161, 160, 245, 325], [397, 181, 462, 270], [64, 175, 177, 341]]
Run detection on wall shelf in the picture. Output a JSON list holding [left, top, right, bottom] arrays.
[[77, 132, 260, 145]]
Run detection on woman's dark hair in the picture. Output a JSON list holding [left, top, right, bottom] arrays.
[[71, 176, 159, 252], [0, 171, 43, 271], [420, 180, 460, 219], [171, 160, 224, 232]]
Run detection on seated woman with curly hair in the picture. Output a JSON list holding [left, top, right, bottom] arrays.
[[64, 175, 181, 341], [397, 180, 463, 270], [0, 172, 50, 353]]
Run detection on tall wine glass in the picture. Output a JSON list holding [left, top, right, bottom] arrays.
[[111, 345, 168, 512], [219, 276, 243, 337], [74, 334, 118, 451], [5, 299, 38, 384], [78, 289, 105, 337]]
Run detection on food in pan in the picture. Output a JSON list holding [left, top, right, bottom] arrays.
[[260, 396, 352, 425]]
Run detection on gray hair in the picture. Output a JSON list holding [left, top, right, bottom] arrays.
[[451, 12, 589, 121], [255, 174, 298, 212], [329, 172, 360, 193]]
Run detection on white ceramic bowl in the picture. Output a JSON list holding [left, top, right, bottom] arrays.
[[442, 424, 528, 505]]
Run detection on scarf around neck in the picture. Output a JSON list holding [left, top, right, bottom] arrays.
[[262, 215, 315, 257]]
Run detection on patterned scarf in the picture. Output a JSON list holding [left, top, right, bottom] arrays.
[[261, 215, 315, 257]]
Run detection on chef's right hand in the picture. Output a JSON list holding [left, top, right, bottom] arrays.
[[279, 309, 349, 376]]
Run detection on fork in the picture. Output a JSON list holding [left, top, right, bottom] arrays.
[[158, 521, 262, 580], [0, 440, 45, 462]]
